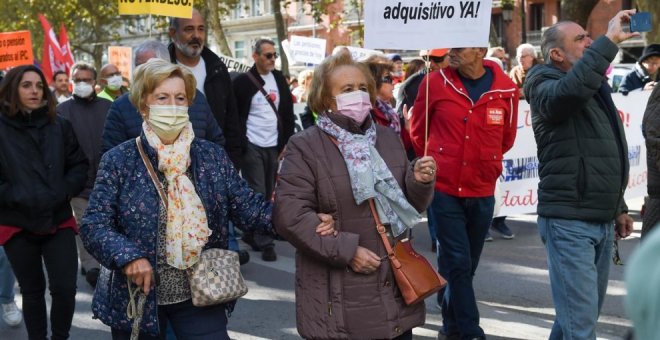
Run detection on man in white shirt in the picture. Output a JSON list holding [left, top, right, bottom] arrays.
[[232, 39, 295, 262]]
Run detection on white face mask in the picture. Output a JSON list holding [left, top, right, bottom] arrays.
[[106, 75, 123, 91], [73, 82, 94, 98], [147, 105, 190, 141]]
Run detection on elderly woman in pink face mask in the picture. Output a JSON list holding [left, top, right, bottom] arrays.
[[273, 49, 436, 340]]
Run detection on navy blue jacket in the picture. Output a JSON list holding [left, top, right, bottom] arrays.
[[619, 62, 653, 95], [81, 132, 273, 335], [101, 90, 225, 153]]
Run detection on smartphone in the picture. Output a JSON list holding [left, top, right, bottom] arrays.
[[630, 12, 652, 33]]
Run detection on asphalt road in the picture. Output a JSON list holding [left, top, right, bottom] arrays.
[[0, 199, 642, 340]]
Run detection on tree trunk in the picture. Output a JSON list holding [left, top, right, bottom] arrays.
[[206, 0, 233, 57], [93, 45, 104, 73], [560, 0, 599, 28], [271, 0, 289, 77]]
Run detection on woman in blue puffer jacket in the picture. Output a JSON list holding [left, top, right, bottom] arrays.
[[80, 59, 319, 339]]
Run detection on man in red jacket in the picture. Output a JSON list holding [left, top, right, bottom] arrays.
[[410, 47, 519, 340]]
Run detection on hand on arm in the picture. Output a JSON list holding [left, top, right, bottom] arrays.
[[315, 213, 337, 236], [615, 213, 634, 240]]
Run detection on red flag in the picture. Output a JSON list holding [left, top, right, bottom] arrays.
[[38, 14, 65, 83], [58, 23, 75, 74]]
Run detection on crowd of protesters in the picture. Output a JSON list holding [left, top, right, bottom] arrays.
[[0, 7, 658, 340]]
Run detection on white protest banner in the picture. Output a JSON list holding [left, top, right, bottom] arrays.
[[332, 45, 383, 61], [217, 54, 251, 73], [364, 0, 493, 49], [118, 0, 193, 19], [289, 35, 326, 65], [496, 90, 649, 217]]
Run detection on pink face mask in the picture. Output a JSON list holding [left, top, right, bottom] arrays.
[[335, 90, 372, 124]]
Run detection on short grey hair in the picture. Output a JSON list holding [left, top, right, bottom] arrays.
[[516, 43, 536, 63], [134, 40, 170, 66], [253, 39, 275, 54], [70, 61, 97, 79], [541, 22, 569, 63], [487, 46, 505, 58]]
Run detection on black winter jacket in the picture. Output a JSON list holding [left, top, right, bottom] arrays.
[[524, 36, 629, 222], [642, 84, 660, 197], [232, 65, 295, 154], [0, 106, 88, 232], [57, 94, 111, 199], [168, 44, 242, 166]]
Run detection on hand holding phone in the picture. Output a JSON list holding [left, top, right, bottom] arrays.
[[631, 12, 653, 32]]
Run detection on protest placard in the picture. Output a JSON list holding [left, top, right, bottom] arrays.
[[108, 46, 133, 82], [332, 45, 382, 61], [0, 31, 34, 69], [364, 0, 493, 49], [289, 35, 326, 65], [118, 0, 193, 19]]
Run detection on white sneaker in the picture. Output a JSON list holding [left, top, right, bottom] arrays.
[[2, 301, 22, 327]]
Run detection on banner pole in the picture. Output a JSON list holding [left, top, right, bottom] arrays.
[[424, 58, 430, 157]]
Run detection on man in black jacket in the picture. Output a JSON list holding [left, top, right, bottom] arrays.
[[524, 10, 636, 339], [231, 39, 295, 262], [57, 62, 111, 288], [168, 9, 242, 166]]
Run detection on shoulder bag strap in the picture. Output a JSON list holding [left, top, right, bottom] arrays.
[[324, 133, 402, 268], [246, 71, 279, 117], [135, 137, 168, 208]]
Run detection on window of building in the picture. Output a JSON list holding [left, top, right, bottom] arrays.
[[235, 41, 246, 59], [530, 3, 544, 31]]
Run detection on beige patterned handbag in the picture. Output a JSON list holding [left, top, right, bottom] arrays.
[[135, 137, 248, 307], [187, 248, 248, 306]]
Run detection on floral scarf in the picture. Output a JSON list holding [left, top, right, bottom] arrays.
[[143, 122, 210, 270], [375, 98, 401, 133], [316, 115, 421, 237]]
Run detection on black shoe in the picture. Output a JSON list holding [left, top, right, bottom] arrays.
[[242, 233, 261, 251], [262, 246, 277, 262], [238, 250, 250, 266], [85, 268, 100, 288]]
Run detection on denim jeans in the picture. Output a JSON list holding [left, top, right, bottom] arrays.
[[538, 217, 614, 340], [0, 247, 16, 304], [111, 299, 229, 340], [227, 221, 239, 252], [432, 191, 494, 339]]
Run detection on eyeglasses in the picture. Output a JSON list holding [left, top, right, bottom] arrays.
[[381, 75, 393, 84], [262, 52, 278, 60]]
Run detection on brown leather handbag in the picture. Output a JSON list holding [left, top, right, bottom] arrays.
[[368, 199, 447, 305]]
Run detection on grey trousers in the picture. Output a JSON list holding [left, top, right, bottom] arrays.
[[71, 197, 100, 271], [240, 142, 278, 249]]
